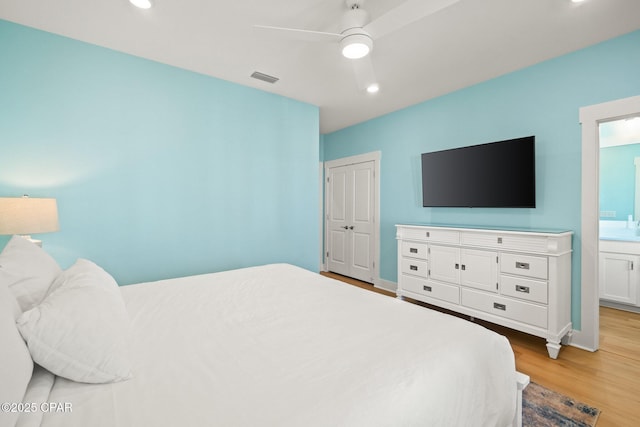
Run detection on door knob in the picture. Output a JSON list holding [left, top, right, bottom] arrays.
[[349, 226, 354, 230], [342, 226, 349, 229]]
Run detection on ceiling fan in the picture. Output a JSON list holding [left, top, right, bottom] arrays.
[[254, 0, 461, 92]]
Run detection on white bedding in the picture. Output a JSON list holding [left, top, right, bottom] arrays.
[[34, 263, 516, 427]]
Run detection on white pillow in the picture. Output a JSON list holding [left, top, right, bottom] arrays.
[[0, 235, 62, 312], [0, 282, 34, 427], [17, 259, 132, 384]]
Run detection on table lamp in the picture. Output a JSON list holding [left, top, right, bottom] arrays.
[[0, 196, 60, 247]]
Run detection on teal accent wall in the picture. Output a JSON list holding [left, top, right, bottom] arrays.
[[600, 143, 640, 221], [0, 20, 320, 285], [322, 30, 640, 329]]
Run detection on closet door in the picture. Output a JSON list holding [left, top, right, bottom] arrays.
[[327, 161, 375, 283]]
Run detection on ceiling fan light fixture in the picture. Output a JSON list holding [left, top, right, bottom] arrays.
[[129, 0, 152, 9], [341, 34, 372, 59]]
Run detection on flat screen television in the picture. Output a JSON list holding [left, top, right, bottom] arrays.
[[421, 136, 536, 208]]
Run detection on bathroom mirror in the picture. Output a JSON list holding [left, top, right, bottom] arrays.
[[599, 115, 640, 223]]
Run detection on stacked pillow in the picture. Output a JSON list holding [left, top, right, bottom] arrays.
[[0, 269, 33, 427], [0, 235, 132, 385], [0, 234, 62, 312]]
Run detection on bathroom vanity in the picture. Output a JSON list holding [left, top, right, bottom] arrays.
[[599, 221, 640, 312]]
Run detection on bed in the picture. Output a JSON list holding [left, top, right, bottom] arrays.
[[1, 235, 527, 427]]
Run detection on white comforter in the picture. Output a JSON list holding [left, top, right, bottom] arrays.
[[35, 264, 516, 427]]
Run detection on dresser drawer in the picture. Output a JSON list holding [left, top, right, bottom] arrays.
[[461, 288, 547, 329], [425, 229, 460, 244], [400, 227, 460, 244], [400, 228, 431, 242], [401, 258, 428, 278], [500, 275, 548, 304], [401, 241, 428, 260], [461, 231, 551, 253], [461, 232, 502, 248], [401, 275, 459, 304], [501, 253, 548, 280]]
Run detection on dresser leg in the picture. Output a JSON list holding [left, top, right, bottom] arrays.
[[546, 340, 561, 359]]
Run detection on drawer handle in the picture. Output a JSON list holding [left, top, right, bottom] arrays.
[[410, 265, 418, 271], [493, 303, 506, 311], [409, 248, 418, 254], [516, 285, 530, 294], [423, 285, 432, 292], [515, 262, 530, 270]]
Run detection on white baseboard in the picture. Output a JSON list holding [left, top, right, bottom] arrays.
[[600, 300, 640, 314], [565, 329, 598, 352]]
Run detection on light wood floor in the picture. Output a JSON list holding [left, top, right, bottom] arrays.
[[321, 272, 640, 427]]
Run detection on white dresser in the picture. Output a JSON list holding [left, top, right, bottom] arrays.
[[396, 224, 573, 359]]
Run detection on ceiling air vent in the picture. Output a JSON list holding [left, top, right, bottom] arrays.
[[251, 71, 279, 84]]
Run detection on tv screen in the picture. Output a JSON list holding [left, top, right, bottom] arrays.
[[421, 136, 536, 208]]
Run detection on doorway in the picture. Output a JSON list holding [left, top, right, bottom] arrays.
[[324, 152, 380, 285], [599, 115, 640, 312], [578, 95, 640, 352]]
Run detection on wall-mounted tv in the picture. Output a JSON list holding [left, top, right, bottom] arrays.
[[421, 136, 536, 208]]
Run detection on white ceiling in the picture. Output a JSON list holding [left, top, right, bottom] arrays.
[[1, 0, 640, 134]]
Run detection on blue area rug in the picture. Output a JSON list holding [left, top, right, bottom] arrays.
[[523, 382, 600, 426]]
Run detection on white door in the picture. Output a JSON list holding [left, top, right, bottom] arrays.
[[327, 160, 375, 283], [599, 252, 639, 305]]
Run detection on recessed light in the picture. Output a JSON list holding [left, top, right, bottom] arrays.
[[571, 0, 586, 3], [625, 116, 640, 130], [130, 0, 152, 9]]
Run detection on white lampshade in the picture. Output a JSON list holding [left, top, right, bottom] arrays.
[[0, 197, 59, 235], [341, 34, 372, 59]]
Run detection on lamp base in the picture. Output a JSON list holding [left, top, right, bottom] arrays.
[[18, 235, 43, 247]]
